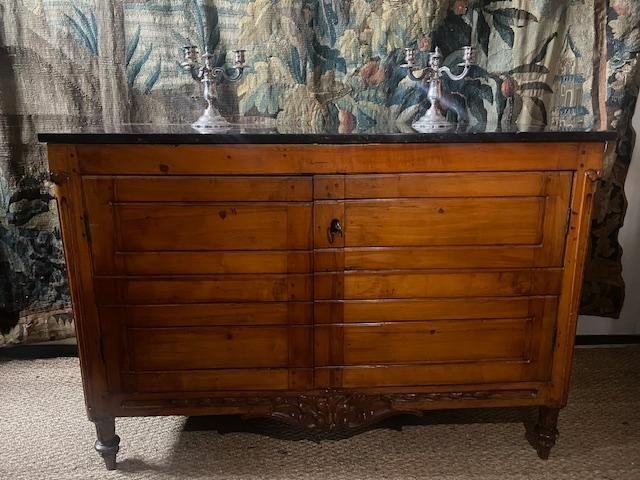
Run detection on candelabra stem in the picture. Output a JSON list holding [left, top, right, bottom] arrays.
[[192, 79, 230, 130], [412, 76, 449, 132]]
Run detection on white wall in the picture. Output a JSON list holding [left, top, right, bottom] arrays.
[[578, 100, 640, 335]]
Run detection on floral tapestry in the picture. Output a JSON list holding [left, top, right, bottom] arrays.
[[0, 0, 638, 345]]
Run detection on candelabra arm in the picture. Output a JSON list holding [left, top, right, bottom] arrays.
[[405, 67, 429, 83], [439, 64, 470, 82], [212, 66, 244, 83], [180, 63, 202, 81]]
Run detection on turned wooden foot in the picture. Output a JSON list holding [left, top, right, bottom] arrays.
[[533, 406, 559, 460], [94, 418, 120, 470]]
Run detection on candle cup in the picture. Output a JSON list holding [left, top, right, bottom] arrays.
[[234, 49, 246, 67], [404, 47, 415, 67], [429, 46, 443, 69], [463, 46, 475, 65], [183, 45, 199, 63]]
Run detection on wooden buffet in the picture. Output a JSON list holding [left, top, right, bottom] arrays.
[[40, 130, 613, 469]]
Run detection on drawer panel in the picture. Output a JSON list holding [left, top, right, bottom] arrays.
[[114, 176, 313, 202], [82, 176, 314, 274], [345, 197, 543, 246], [127, 326, 312, 371], [314, 172, 572, 268], [95, 275, 313, 304], [315, 318, 531, 366], [129, 369, 311, 392], [315, 246, 548, 271], [338, 172, 555, 199], [117, 203, 311, 251], [313, 296, 557, 387], [316, 363, 534, 388], [104, 303, 312, 327], [314, 297, 537, 323], [315, 270, 562, 300], [315, 172, 560, 199], [100, 307, 314, 392], [76, 143, 585, 175], [110, 251, 312, 275]]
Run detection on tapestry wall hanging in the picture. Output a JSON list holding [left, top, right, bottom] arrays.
[[0, 0, 638, 345]]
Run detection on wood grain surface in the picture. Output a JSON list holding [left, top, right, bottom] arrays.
[[47, 141, 604, 445]]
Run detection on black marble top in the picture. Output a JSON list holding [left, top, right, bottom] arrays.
[[38, 120, 617, 144]]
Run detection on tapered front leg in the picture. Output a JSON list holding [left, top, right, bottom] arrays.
[[94, 418, 120, 470], [533, 406, 559, 460]]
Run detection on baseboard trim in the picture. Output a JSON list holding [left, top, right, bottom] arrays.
[[575, 335, 640, 345], [0, 343, 79, 359]]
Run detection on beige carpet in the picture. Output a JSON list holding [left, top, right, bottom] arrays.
[[1, 347, 639, 480]]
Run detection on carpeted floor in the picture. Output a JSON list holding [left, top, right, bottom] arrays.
[[0, 347, 639, 480]]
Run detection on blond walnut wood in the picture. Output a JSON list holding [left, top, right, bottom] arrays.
[[47, 141, 605, 468], [314, 318, 533, 366]]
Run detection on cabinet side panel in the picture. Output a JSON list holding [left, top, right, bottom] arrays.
[[550, 142, 605, 405], [48, 144, 108, 420]]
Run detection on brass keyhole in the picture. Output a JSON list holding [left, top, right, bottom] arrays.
[[327, 218, 343, 244]]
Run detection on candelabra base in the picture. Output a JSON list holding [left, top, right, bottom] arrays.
[[191, 106, 231, 133], [411, 105, 456, 133]]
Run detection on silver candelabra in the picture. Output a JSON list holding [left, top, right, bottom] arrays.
[[403, 46, 475, 132], [180, 46, 246, 130]]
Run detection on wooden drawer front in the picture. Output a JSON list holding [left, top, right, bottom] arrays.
[[117, 203, 310, 251], [315, 297, 538, 324], [83, 176, 316, 394], [330, 197, 544, 246], [314, 172, 571, 268], [75, 143, 587, 175], [316, 364, 534, 389], [315, 319, 531, 366], [128, 326, 311, 371], [94, 275, 312, 304], [105, 251, 312, 275], [114, 176, 313, 202], [100, 307, 313, 393], [315, 270, 562, 300], [109, 304, 312, 327], [129, 369, 308, 393], [82, 176, 313, 275], [314, 297, 557, 388]]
